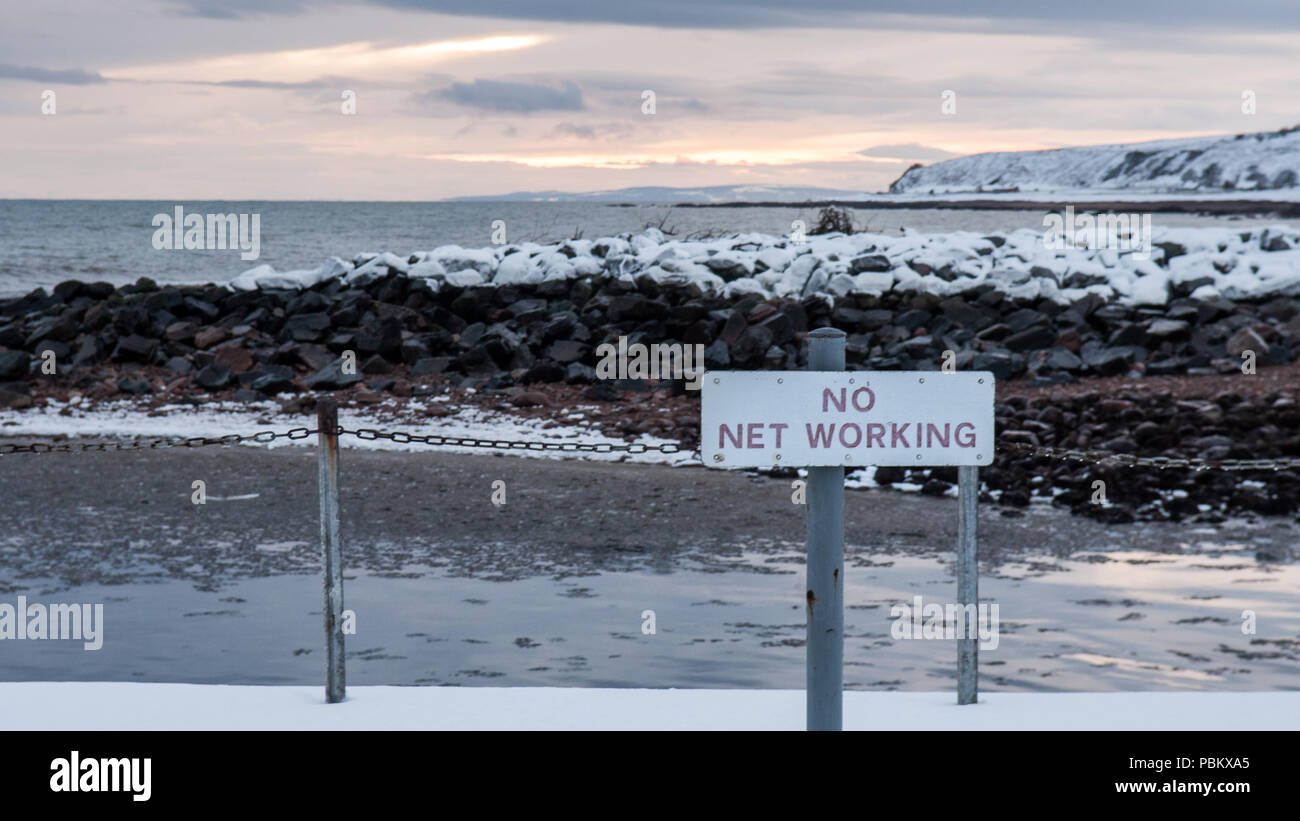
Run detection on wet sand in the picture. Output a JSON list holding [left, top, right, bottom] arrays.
[[0, 443, 1296, 689]]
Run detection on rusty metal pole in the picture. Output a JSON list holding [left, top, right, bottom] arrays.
[[957, 465, 979, 705], [806, 328, 845, 731], [317, 398, 345, 703]]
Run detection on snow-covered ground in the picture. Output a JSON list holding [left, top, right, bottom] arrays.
[[0, 396, 693, 464], [2, 683, 1294, 730], [228, 222, 1300, 310]]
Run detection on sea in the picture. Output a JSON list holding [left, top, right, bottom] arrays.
[[0, 199, 1289, 296]]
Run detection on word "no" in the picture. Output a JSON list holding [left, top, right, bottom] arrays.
[[822, 387, 875, 413]]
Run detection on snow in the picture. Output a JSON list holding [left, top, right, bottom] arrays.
[[443, 270, 485, 287], [1130, 270, 1170, 305], [345, 251, 408, 286], [0, 397, 693, 465], [223, 221, 1300, 310], [865, 189, 1300, 204], [890, 126, 1300, 196], [1, 683, 1294, 730], [227, 256, 352, 292], [493, 251, 542, 285]]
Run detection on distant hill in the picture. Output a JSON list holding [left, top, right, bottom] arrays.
[[889, 126, 1300, 196], [443, 185, 873, 204]]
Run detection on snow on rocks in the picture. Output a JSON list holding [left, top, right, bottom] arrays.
[[346, 252, 409, 286], [225, 223, 1300, 309], [6, 221, 1300, 433], [493, 251, 543, 285], [227, 256, 352, 292]]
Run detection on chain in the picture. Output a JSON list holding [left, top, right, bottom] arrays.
[[0, 425, 695, 458], [999, 440, 1300, 472], [0, 427, 318, 455], [337, 427, 691, 456], [5, 426, 1290, 471]]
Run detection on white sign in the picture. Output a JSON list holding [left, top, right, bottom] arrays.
[[701, 371, 994, 468]]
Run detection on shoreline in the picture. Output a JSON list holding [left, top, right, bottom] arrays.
[[3, 224, 1298, 523], [3, 360, 1299, 529], [680, 197, 1300, 216]]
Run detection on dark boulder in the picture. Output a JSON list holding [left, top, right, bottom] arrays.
[[306, 358, 363, 390], [250, 365, 295, 394], [114, 334, 159, 363], [0, 350, 29, 380], [194, 363, 233, 390]]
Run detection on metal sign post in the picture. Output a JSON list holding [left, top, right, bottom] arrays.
[[957, 465, 979, 705], [317, 398, 346, 704], [701, 330, 994, 729], [805, 328, 845, 731]]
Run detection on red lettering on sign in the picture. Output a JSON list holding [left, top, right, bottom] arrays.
[[891, 422, 910, 448], [926, 423, 950, 448], [769, 423, 788, 448], [806, 423, 835, 447], [719, 424, 743, 449], [865, 423, 885, 448], [746, 422, 764, 448], [851, 387, 875, 412], [955, 422, 976, 448], [838, 422, 862, 448], [823, 388, 845, 413]]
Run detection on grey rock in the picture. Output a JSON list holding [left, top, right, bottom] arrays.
[[410, 356, 453, 377], [1146, 318, 1190, 337], [194, 363, 233, 390], [117, 375, 153, 395], [305, 359, 362, 390], [848, 254, 891, 273], [1004, 325, 1056, 351], [703, 339, 731, 369], [251, 365, 295, 394], [0, 350, 28, 380], [544, 340, 590, 364]]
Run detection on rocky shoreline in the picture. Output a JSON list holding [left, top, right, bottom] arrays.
[[958, 369, 1300, 529], [1, 228, 1297, 525]]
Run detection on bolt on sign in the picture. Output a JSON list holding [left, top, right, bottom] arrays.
[[701, 372, 995, 468]]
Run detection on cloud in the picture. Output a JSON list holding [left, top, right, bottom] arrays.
[[552, 121, 635, 140], [196, 78, 334, 89], [430, 79, 584, 113], [859, 143, 960, 161], [0, 63, 106, 85], [164, 0, 315, 18], [162, 0, 1300, 31], [104, 37, 543, 85]]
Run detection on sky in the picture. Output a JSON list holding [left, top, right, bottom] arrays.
[[2, 0, 1298, 200]]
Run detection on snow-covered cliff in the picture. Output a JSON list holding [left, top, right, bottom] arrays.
[[890, 126, 1300, 196]]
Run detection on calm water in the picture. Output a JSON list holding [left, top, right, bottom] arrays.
[[6, 547, 1295, 691], [0, 200, 1287, 296]]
